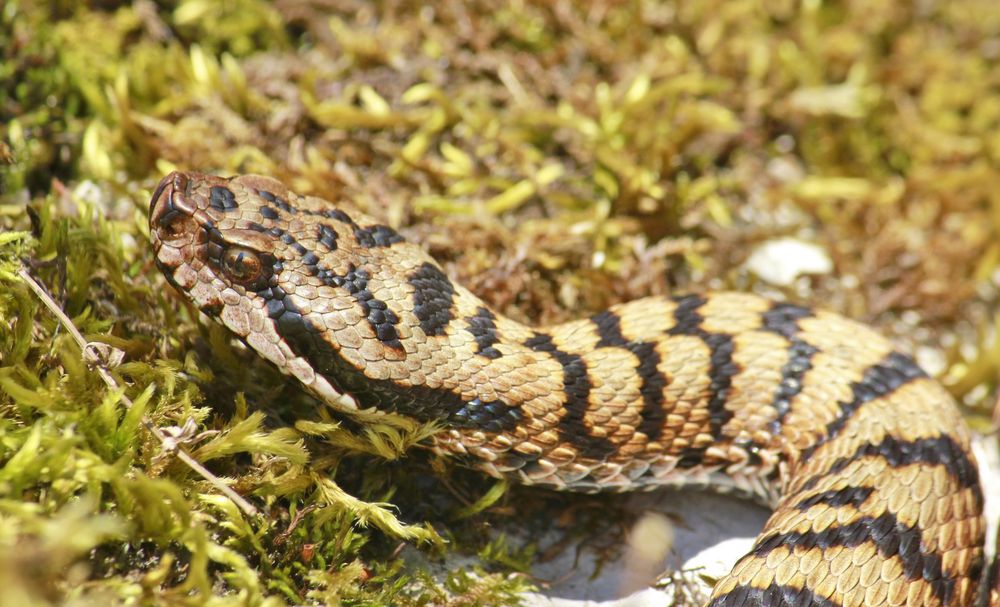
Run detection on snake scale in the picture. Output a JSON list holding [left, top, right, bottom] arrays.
[[149, 171, 992, 607]]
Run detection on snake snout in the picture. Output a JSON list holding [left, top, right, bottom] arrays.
[[149, 171, 201, 236], [150, 171, 189, 218]]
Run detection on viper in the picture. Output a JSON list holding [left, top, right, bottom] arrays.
[[149, 171, 992, 606]]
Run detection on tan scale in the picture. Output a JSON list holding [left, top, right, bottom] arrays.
[[149, 171, 990, 607]]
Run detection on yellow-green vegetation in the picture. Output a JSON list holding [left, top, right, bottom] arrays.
[[1, 0, 998, 605]]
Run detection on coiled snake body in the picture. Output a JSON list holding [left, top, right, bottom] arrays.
[[150, 171, 989, 606]]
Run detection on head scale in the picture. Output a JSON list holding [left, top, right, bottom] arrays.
[[148, 171, 420, 414]]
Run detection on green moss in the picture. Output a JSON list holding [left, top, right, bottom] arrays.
[[1, 0, 998, 605]]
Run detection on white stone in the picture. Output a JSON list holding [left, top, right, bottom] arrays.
[[744, 237, 832, 286]]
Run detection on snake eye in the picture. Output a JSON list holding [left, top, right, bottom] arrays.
[[222, 247, 263, 285]]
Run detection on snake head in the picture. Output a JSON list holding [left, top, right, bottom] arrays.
[[150, 171, 281, 302], [149, 170, 388, 413], [148, 171, 460, 417]]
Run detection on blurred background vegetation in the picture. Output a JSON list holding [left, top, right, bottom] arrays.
[[1, 0, 998, 605]]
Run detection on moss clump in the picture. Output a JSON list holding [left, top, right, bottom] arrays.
[[1, 1, 998, 605]]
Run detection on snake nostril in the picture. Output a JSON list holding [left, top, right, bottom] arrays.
[[150, 172, 197, 241], [157, 209, 187, 238]]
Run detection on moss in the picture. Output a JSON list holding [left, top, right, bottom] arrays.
[[1, 0, 998, 605]]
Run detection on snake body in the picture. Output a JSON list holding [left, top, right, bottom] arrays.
[[150, 171, 987, 606]]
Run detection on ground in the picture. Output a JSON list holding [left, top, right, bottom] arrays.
[[1, 1, 999, 606]]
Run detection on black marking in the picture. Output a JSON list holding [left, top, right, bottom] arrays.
[[323, 208, 355, 224], [256, 292, 521, 433], [410, 263, 455, 337], [798, 351, 927, 462], [761, 302, 813, 339], [258, 190, 295, 214], [265, 297, 285, 319], [667, 294, 738, 467], [761, 302, 818, 432], [799, 434, 982, 501], [206, 241, 224, 265], [255, 186, 404, 255], [751, 513, 954, 605], [317, 264, 402, 350], [254, 224, 312, 262], [591, 310, 669, 443], [627, 342, 668, 442], [317, 225, 338, 250], [203, 223, 225, 245], [276, 308, 308, 339], [209, 186, 238, 211], [466, 306, 502, 359], [525, 332, 616, 460], [794, 486, 875, 510], [668, 293, 708, 335], [592, 310, 627, 348], [355, 224, 405, 248], [708, 584, 843, 607], [200, 300, 224, 317]]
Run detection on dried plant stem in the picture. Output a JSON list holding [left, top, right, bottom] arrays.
[[17, 266, 259, 517]]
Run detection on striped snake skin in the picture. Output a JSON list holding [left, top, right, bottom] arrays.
[[149, 171, 990, 606]]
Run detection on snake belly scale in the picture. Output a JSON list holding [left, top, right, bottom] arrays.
[[149, 171, 987, 607]]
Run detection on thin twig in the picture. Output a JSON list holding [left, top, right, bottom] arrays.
[[17, 266, 259, 517]]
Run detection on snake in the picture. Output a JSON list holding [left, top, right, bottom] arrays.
[[149, 171, 991, 606]]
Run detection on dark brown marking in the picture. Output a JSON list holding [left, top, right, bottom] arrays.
[[799, 434, 982, 502], [200, 300, 224, 317], [323, 208, 354, 224], [466, 306, 502, 359], [761, 302, 818, 433], [525, 332, 616, 460], [257, 292, 521, 432], [258, 190, 295, 214], [209, 186, 238, 211], [709, 584, 844, 607], [626, 341, 668, 442], [314, 264, 402, 350], [667, 294, 737, 467], [798, 352, 927, 462], [592, 310, 669, 441], [317, 224, 338, 250], [592, 310, 627, 348], [751, 513, 953, 605], [410, 262, 455, 337], [794, 486, 875, 510], [355, 224, 405, 248]]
